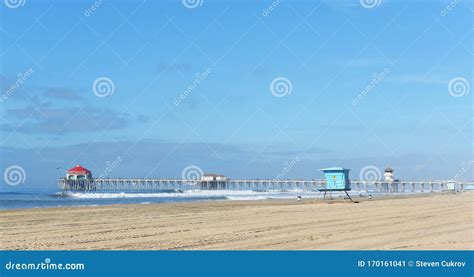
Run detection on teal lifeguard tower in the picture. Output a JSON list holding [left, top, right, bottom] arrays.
[[319, 167, 354, 202]]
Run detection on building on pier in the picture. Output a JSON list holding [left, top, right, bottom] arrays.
[[384, 166, 396, 182], [201, 173, 227, 181], [200, 173, 227, 190], [66, 164, 92, 180]]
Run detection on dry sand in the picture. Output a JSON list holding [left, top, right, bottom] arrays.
[[1, 191, 472, 250]]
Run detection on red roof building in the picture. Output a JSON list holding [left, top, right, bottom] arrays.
[[66, 164, 92, 180]]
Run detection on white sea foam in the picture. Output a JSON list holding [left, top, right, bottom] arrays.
[[62, 189, 316, 200], [59, 188, 460, 201]]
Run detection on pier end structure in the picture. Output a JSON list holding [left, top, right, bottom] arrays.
[[66, 165, 92, 181]]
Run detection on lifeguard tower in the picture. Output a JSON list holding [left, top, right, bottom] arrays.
[[319, 167, 354, 202]]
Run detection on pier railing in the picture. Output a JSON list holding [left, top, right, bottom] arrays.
[[58, 178, 470, 193]]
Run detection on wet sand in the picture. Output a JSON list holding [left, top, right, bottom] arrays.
[[1, 191, 472, 250]]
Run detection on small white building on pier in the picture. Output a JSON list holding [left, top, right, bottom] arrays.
[[201, 173, 227, 181], [384, 166, 395, 182]]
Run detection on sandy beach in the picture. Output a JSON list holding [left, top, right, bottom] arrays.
[[1, 191, 472, 250]]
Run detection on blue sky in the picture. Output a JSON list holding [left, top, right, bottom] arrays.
[[0, 0, 472, 190]]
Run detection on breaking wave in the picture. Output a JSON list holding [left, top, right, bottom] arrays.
[[59, 189, 316, 200]]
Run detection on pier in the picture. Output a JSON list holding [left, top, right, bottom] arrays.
[[57, 178, 469, 193], [59, 165, 471, 193]]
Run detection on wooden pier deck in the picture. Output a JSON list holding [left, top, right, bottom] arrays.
[[58, 178, 470, 193]]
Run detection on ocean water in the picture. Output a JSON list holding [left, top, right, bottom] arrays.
[[1, 186, 472, 210], [0, 189, 322, 210]]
